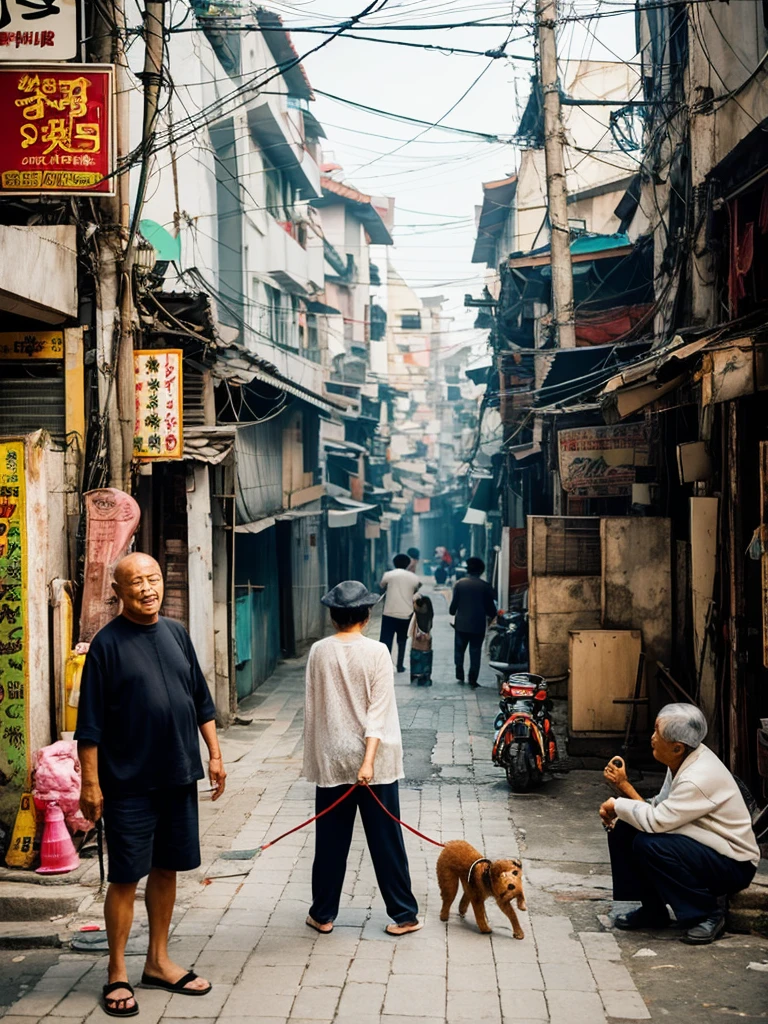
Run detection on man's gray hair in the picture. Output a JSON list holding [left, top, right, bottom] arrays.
[[656, 703, 707, 748]]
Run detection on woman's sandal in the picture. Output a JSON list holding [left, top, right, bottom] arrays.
[[385, 920, 424, 936], [140, 970, 212, 995], [102, 982, 139, 1017], [306, 915, 333, 934]]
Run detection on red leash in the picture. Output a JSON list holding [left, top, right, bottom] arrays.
[[364, 784, 446, 848], [257, 782, 445, 854], [259, 784, 357, 852]]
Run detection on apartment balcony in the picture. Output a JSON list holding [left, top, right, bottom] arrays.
[[266, 216, 324, 294], [247, 96, 321, 200]]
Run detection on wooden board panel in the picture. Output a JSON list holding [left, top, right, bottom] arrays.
[[569, 629, 642, 735]]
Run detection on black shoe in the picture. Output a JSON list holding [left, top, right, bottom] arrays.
[[397, 667, 406, 674], [468, 682, 480, 690], [456, 677, 465, 685], [613, 907, 670, 931], [682, 912, 725, 945]]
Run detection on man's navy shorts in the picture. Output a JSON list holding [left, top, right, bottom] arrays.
[[103, 783, 201, 884]]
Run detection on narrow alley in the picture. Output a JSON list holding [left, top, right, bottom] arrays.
[[3, 587, 766, 1024]]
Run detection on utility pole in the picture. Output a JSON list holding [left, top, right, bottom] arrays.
[[537, 0, 576, 348], [90, 0, 165, 491], [90, 0, 132, 490]]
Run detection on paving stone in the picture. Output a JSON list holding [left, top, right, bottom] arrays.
[[498, 988, 548, 1021], [590, 960, 636, 992], [345, 958, 391, 985], [336, 981, 386, 1017], [236, 964, 305, 995], [541, 961, 596, 992], [300, 954, 352, 988], [383, 974, 446, 1018], [205, 925, 265, 951], [599, 989, 651, 1020], [445, 988, 500, 1022], [220, 990, 294, 1019], [494, 962, 543, 989], [447, 963, 498, 992], [545, 989, 607, 1024], [578, 931, 622, 961], [166, 983, 233, 1018], [194, 949, 251, 985], [289, 985, 341, 1020]]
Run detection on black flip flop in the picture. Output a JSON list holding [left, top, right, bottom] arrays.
[[102, 981, 139, 1017], [140, 970, 212, 996]]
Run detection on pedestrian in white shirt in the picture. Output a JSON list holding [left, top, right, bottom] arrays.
[[600, 703, 759, 945], [379, 554, 421, 673], [303, 580, 422, 937]]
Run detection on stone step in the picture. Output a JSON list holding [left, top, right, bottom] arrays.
[[0, 920, 66, 949], [728, 880, 768, 937], [0, 882, 92, 922]]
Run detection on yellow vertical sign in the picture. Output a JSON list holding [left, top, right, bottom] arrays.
[[0, 441, 29, 789]]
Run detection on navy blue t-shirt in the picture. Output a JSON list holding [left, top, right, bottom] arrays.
[[75, 615, 216, 795]]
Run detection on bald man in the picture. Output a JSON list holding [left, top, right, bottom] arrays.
[[76, 553, 225, 1017]]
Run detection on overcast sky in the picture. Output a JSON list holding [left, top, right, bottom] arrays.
[[273, 1, 638, 329]]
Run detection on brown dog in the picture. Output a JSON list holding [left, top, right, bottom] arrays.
[[437, 839, 526, 939]]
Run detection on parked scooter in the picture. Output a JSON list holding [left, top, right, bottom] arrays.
[[490, 670, 560, 792], [488, 610, 528, 690]]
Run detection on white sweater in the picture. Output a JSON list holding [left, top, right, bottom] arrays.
[[615, 744, 760, 866], [303, 634, 404, 787]]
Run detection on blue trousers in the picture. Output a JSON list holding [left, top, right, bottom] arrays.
[[608, 820, 756, 923], [310, 782, 419, 925]]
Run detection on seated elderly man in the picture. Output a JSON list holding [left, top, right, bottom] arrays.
[[600, 703, 760, 945]]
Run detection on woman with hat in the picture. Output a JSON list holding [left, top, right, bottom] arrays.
[[303, 580, 422, 936]]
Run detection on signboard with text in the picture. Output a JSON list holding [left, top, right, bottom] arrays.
[[0, 64, 114, 194], [0, 0, 79, 61], [0, 329, 63, 359], [558, 424, 650, 497], [133, 350, 183, 460], [0, 440, 29, 789]]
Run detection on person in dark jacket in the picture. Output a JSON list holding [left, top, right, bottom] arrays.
[[449, 556, 497, 689]]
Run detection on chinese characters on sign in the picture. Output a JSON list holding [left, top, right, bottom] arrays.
[[0, 441, 29, 788], [558, 424, 650, 497], [134, 350, 183, 459], [0, 0, 77, 61], [0, 64, 113, 194], [0, 329, 63, 359]]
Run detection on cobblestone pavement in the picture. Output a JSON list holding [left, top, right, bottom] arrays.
[[4, 584, 767, 1023]]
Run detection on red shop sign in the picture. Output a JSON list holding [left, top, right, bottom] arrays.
[[0, 64, 114, 195]]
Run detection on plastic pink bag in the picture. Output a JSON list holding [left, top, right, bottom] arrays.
[[32, 740, 93, 833]]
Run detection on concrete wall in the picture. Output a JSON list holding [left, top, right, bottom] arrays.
[[0, 226, 77, 322]]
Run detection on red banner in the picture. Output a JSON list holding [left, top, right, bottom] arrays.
[[0, 65, 114, 195]]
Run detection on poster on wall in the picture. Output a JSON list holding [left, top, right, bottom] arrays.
[[0, 440, 29, 788], [0, 329, 63, 359], [0, 0, 79, 61], [558, 423, 650, 497], [0, 64, 114, 194], [133, 349, 183, 459]]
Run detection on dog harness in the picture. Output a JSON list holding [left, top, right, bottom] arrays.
[[467, 857, 492, 885]]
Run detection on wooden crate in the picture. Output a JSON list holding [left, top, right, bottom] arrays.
[[568, 629, 642, 736]]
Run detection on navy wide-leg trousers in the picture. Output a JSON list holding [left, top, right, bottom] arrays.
[[608, 820, 755, 923], [310, 783, 419, 926]]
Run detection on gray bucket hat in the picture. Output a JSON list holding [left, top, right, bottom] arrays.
[[321, 580, 382, 609]]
